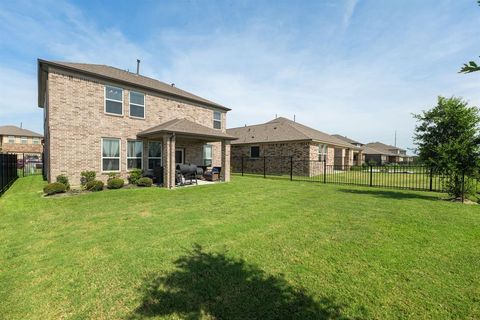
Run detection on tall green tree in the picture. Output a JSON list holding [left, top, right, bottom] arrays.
[[459, 1, 480, 73], [414, 96, 480, 198]]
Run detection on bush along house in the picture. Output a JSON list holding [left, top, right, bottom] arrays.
[[227, 117, 363, 176], [37, 59, 236, 188]]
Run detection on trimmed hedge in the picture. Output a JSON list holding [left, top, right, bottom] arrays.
[[107, 178, 124, 189], [128, 169, 143, 185], [43, 182, 66, 196], [136, 177, 153, 187], [85, 180, 104, 192], [56, 174, 70, 190]]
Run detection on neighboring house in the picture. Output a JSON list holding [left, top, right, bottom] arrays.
[[0, 125, 43, 156], [38, 59, 236, 188], [227, 117, 362, 176], [363, 142, 412, 165], [331, 134, 365, 165]]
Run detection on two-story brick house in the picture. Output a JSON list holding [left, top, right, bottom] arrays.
[[38, 59, 235, 188], [0, 125, 43, 156]]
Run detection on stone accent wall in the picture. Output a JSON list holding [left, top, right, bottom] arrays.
[[46, 68, 228, 185]]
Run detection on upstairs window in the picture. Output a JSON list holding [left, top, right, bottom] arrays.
[[127, 140, 143, 170], [203, 144, 213, 166], [213, 111, 222, 129], [250, 146, 260, 158], [32, 138, 40, 144], [129, 91, 145, 118], [8, 136, 15, 144], [102, 138, 120, 171], [105, 85, 123, 115], [148, 141, 162, 169], [21, 137, 28, 144]]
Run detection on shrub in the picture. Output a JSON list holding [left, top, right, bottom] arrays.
[[56, 174, 70, 190], [107, 172, 119, 182], [107, 178, 124, 189], [128, 169, 143, 184], [80, 171, 96, 186], [136, 177, 153, 187], [85, 180, 104, 192], [43, 182, 66, 196]]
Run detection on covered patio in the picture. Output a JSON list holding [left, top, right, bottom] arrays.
[[138, 118, 236, 189]]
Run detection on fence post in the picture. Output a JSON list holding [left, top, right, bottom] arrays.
[[369, 165, 373, 187], [323, 160, 327, 184], [23, 153, 25, 177], [263, 156, 266, 178], [290, 156, 293, 181], [429, 167, 433, 192], [241, 156, 244, 176]]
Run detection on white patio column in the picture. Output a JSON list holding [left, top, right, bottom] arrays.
[[162, 134, 176, 189], [221, 140, 231, 182]]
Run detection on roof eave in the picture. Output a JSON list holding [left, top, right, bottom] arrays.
[[37, 59, 231, 111]]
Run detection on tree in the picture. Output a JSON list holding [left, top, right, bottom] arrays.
[[459, 1, 480, 73], [413, 96, 480, 198]]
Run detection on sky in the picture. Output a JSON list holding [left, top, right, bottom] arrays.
[[0, 0, 479, 152]]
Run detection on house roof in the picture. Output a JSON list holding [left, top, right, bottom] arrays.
[[138, 118, 237, 141], [0, 125, 43, 138], [365, 142, 406, 154], [227, 117, 360, 149], [331, 134, 363, 146], [37, 59, 229, 111]]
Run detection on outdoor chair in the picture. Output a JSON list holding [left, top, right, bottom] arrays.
[[204, 166, 221, 181]]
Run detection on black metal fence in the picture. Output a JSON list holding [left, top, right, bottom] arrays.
[[232, 156, 450, 192], [18, 153, 43, 177], [0, 153, 18, 196]]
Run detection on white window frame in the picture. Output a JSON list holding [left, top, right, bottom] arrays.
[[32, 138, 40, 144], [101, 138, 121, 172], [213, 111, 222, 129], [129, 91, 145, 119], [319, 144, 327, 161], [21, 137, 28, 144], [127, 140, 143, 170], [148, 141, 162, 170], [104, 85, 124, 116], [250, 146, 260, 158], [203, 144, 213, 166], [8, 136, 15, 144]]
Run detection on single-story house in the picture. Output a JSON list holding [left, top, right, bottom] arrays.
[[363, 142, 412, 165], [38, 59, 236, 188], [0, 125, 43, 157], [227, 117, 362, 176]]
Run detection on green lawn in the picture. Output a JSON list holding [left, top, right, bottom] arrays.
[[0, 176, 479, 319]]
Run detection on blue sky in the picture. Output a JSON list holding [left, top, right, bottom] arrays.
[[1, 0, 479, 151]]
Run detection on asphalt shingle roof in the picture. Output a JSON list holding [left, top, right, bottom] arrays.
[[0, 125, 43, 137]]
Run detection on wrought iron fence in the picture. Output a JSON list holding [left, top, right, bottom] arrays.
[[232, 156, 450, 193], [0, 153, 18, 196], [17, 153, 43, 177]]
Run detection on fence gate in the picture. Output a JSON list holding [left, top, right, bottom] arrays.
[[20, 153, 44, 177]]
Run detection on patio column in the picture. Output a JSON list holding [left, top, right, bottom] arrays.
[[221, 140, 231, 182], [162, 134, 176, 189]]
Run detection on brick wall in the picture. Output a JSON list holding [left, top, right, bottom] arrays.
[[46, 68, 228, 185]]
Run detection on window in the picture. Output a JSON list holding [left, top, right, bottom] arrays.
[[127, 140, 143, 170], [102, 138, 120, 171], [250, 146, 260, 158], [105, 85, 123, 115], [203, 144, 213, 166], [32, 138, 40, 144], [8, 136, 14, 144], [318, 144, 327, 161], [129, 91, 145, 118], [148, 141, 162, 169], [21, 137, 28, 144], [213, 111, 222, 129]]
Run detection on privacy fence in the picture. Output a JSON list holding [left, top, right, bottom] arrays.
[[0, 153, 18, 196], [232, 156, 451, 192]]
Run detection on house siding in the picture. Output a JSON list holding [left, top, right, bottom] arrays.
[[46, 69, 227, 185]]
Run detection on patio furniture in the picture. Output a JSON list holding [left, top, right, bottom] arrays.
[[204, 166, 221, 181]]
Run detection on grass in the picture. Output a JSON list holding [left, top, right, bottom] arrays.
[[0, 176, 479, 319]]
